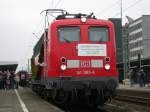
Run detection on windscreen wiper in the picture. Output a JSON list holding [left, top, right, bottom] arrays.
[[63, 37, 71, 43]]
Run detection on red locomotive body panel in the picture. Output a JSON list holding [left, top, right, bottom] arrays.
[[44, 19, 118, 78]]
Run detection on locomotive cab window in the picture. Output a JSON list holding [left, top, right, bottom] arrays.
[[58, 27, 80, 42], [89, 27, 109, 42]]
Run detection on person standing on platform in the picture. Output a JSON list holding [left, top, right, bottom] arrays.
[[0, 71, 3, 89], [129, 69, 135, 87], [137, 69, 141, 87], [137, 69, 145, 87], [140, 69, 146, 87], [6, 70, 11, 90], [15, 74, 19, 89], [2, 71, 7, 90], [10, 71, 15, 89]]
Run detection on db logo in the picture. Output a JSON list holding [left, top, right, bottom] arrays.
[[80, 60, 91, 68]]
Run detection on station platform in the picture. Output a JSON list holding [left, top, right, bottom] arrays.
[[0, 88, 63, 112], [118, 83, 150, 91], [116, 83, 150, 99]]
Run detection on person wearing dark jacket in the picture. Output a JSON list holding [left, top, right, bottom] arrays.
[[1, 71, 7, 89], [140, 69, 146, 87], [137, 69, 145, 87], [6, 70, 11, 90], [0, 71, 3, 89]]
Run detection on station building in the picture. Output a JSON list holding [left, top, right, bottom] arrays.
[[109, 16, 150, 83], [127, 15, 150, 83], [128, 15, 150, 61]]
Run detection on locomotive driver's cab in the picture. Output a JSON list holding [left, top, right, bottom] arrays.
[[58, 26, 109, 43]]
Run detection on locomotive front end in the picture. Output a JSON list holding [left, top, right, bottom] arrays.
[[47, 14, 118, 106], [31, 10, 118, 107]]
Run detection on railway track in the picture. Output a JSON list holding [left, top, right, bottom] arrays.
[[62, 106, 109, 112], [115, 94, 150, 106]]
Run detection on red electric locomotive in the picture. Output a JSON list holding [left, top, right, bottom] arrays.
[[31, 9, 118, 107]]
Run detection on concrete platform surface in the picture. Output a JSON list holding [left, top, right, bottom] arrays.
[[118, 84, 150, 92], [116, 84, 150, 99], [0, 88, 63, 112], [0, 90, 23, 112]]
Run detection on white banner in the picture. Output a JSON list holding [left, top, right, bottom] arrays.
[[78, 44, 107, 56]]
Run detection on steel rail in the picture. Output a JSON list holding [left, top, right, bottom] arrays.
[[114, 94, 150, 106]]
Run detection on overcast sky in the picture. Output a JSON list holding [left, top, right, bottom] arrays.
[[0, 0, 150, 69]]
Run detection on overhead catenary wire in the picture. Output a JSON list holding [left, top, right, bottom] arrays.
[[97, 0, 120, 16], [113, 0, 143, 17], [21, 0, 57, 72], [50, 0, 55, 8], [35, 0, 65, 41], [23, 14, 46, 71], [47, 0, 60, 19], [124, 0, 143, 12], [54, 0, 62, 9], [32, 14, 45, 38]]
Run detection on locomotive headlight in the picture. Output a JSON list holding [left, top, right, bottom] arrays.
[[81, 17, 87, 23], [105, 64, 110, 70], [60, 64, 67, 71]]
